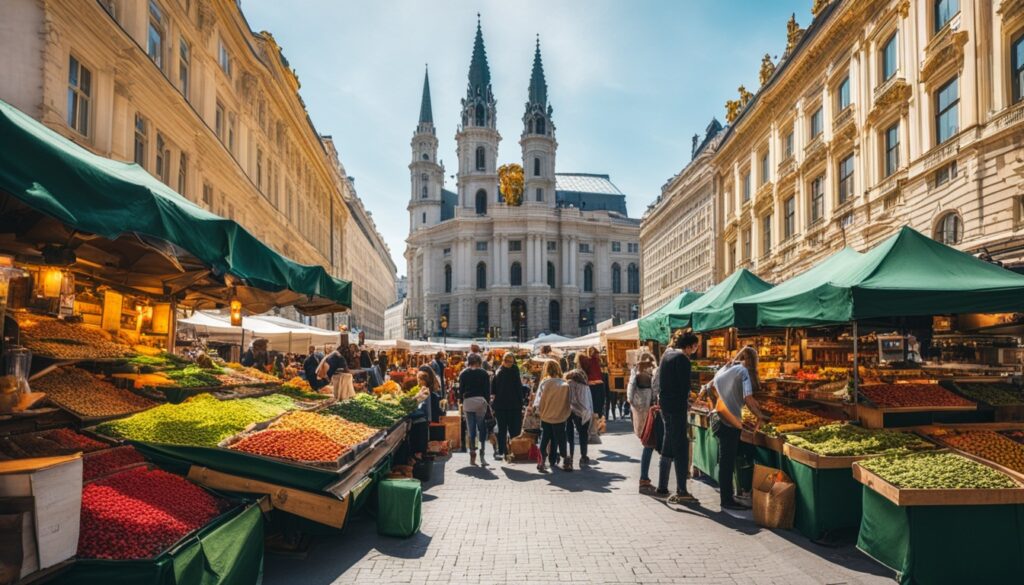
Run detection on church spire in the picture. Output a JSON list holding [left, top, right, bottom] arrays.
[[466, 14, 491, 99], [419, 66, 433, 124], [527, 36, 547, 108]]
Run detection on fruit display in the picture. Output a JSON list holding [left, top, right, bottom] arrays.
[[16, 313, 135, 359], [859, 383, 975, 409], [951, 383, 1024, 407], [96, 393, 297, 447], [785, 423, 933, 457], [111, 372, 176, 388], [379, 386, 420, 413], [33, 366, 155, 419], [858, 451, 1018, 489], [373, 380, 403, 396], [164, 365, 224, 388], [1003, 430, 1024, 445], [743, 397, 839, 435], [271, 411, 378, 447], [285, 377, 313, 392], [326, 393, 407, 428], [78, 466, 227, 559], [929, 429, 1024, 476], [229, 428, 347, 463], [225, 363, 280, 383], [83, 445, 146, 481], [794, 367, 848, 382], [0, 428, 108, 459], [277, 382, 330, 401]]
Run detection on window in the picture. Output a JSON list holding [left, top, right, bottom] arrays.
[[475, 147, 485, 171], [784, 130, 794, 158], [934, 0, 958, 32], [510, 262, 523, 286], [215, 101, 225, 141], [444, 265, 452, 293], [882, 32, 898, 81], [579, 243, 591, 254], [177, 152, 188, 195], [1013, 32, 1024, 104], [147, 1, 164, 70], [475, 104, 485, 126], [475, 189, 487, 215], [475, 241, 487, 251], [611, 263, 622, 294], [547, 240, 557, 251], [422, 212, 426, 224], [536, 188, 543, 202], [67, 56, 91, 136], [762, 214, 772, 255], [628, 243, 639, 253], [535, 117, 546, 135], [548, 300, 560, 333], [935, 76, 959, 144], [627, 264, 639, 294], [840, 212, 854, 228], [508, 240, 522, 252], [421, 185, 428, 198], [443, 247, 451, 256], [784, 196, 796, 239], [810, 107, 823, 139], [838, 154, 854, 205], [476, 262, 487, 290], [155, 133, 169, 183], [178, 38, 190, 100], [99, 0, 118, 20], [936, 213, 962, 245], [810, 175, 824, 224], [256, 148, 264, 190], [133, 114, 148, 167], [837, 76, 851, 110], [611, 241, 621, 252], [202, 182, 213, 206], [218, 39, 232, 78], [935, 161, 958, 186], [885, 123, 900, 177], [477, 302, 489, 335], [742, 170, 751, 201], [742, 229, 751, 261], [227, 114, 236, 153], [533, 157, 541, 176], [547, 262, 556, 288], [583, 264, 594, 292], [760, 152, 770, 185]]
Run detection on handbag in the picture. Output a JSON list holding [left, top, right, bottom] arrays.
[[484, 405, 496, 433], [522, 408, 542, 432], [640, 405, 661, 448]]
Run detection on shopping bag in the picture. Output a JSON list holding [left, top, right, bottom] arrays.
[[528, 444, 542, 464], [752, 464, 796, 529], [588, 414, 602, 444], [640, 405, 661, 448], [522, 409, 542, 433]]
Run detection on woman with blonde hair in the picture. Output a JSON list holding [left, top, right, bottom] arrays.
[[531, 359, 570, 472], [627, 351, 657, 493]]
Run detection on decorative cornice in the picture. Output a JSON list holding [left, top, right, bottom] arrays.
[[920, 29, 968, 84]]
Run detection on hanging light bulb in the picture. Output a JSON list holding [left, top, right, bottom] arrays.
[[230, 298, 243, 326], [41, 267, 63, 298]]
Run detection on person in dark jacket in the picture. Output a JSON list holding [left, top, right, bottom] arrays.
[[491, 353, 525, 458], [656, 330, 700, 504], [459, 353, 492, 465], [359, 350, 372, 369], [303, 345, 327, 391], [430, 352, 447, 393]]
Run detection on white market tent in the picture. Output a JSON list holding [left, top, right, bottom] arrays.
[[600, 319, 639, 342], [178, 311, 339, 353], [526, 333, 571, 349], [549, 331, 602, 351]]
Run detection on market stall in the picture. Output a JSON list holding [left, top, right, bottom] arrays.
[[600, 319, 640, 392], [178, 310, 340, 353], [637, 290, 704, 345]]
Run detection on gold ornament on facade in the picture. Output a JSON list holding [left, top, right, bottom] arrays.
[[786, 14, 804, 54], [812, 0, 830, 18], [498, 163, 524, 206], [725, 99, 742, 124], [738, 85, 753, 106], [759, 54, 776, 86]]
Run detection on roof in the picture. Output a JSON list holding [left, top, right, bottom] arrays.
[[555, 173, 628, 215], [527, 38, 547, 107], [555, 173, 624, 195], [419, 68, 433, 124], [440, 189, 458, 221], [466, 18, 491, 99]]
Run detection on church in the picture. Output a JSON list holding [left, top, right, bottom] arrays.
[[404, 19, 641, 340]]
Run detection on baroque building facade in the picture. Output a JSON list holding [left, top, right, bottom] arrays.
[[405, 22, 641, 340], [0, 0, 396, 332]]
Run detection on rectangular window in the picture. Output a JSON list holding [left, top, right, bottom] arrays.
[[202, 182, 213, 206], [475, 241, 487, 251], [837, 76, 851, 110], [882, 31, 898, 81], [509, 240, 522, 252], [810, 107, 823, 139], [841, 212, 854, 228], [227, 115, 236, 153], [1013, 32, 1024, 104], [628, 243, 639, 253], [133, 114, 148, 167], [935, 161, 958, 186], [67, 56, 91, 136], [742, 170, 751, 202], [178, 38, 190, 100], [784, 196, 796, 239], [443, 247, 451, 256], [784, 130, 794, 158], [547, 241, 557, 251], [760, 152, 769, 185], [256, 148, 264, 190], [611, 241, 621, 252], [935, 76, 959, 144], [934, 0, 959, 32], [578, 243, 591, 253], [155, 133, 169, 183], [810, 175, 824, 224], [177, 152, 188, 195], [215, 102, 224, 141], [147, 1, 164, 70], [838, 154, 854, 205], [742, 228, 751, 261], [535, 187, 543, 202], [218, 39, 232, 78], [885, 123, 900, 177], [762, 215, 772, 255]]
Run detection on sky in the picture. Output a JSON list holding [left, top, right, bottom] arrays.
[[243, 0, 809, 277]]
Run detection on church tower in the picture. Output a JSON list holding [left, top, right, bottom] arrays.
[[455, 16, 500, 215], [408, 67, 444, 232], [520, 37, 556, 208]]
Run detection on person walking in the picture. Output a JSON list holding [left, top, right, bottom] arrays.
[[656, 330, 701, 504], [578, 348, 606, 429], [531, 360, 570, 472], [409, 366, 437, 460], [564, 368, 593, 469], [491, 353, 525, 459], [627, 352, 657, 493], [458, 353, 491, 466], [430, 351, 447, 394], [705, 346, 770, 510]]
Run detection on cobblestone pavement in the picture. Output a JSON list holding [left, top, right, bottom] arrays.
[[264, 419, 894, 585]]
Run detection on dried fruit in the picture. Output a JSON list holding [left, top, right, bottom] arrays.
[[271, 411, 378, 446], [786, 423, 933, 457], [860, 383, 974, 408], [931, 430, 1024, 476], [743, 398, 838, 436], [229, 428, 347, 462], [859, 451, 1017, 489], [83, 446, 146, 481], [33, 367, 155, 419], [17, 314, 134, 359]]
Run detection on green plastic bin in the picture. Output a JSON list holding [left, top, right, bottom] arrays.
[[376, 478, 422, 538]]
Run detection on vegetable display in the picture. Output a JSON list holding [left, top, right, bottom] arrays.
[[78, 467, 226, 559], [271, 411, 378, 447], [278, 383, 330, 401], [0, 428, 108, 459], [860, 383, 975, 409], [34, 366, 155, 419], [743, 398, 838, 435], [951, 383, 1024, 407], [96, 393, 296, 447], [326, 393, 406, 428], [16, 314, 134, 359], [83, 446, 146, 481], [229, 428, 346, 463], [859, 451, 1017, 489], [785, 423, 933, 457], [930, 429, 1024, 476], [164, 365, 224, 388]]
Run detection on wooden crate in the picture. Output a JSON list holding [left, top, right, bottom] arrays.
[[851, 454, 1024, 506], [783, 442, 875, 470], [857, 403, 977, 429]]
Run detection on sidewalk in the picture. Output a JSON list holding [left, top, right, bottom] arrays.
[[263, 419, 893, 585]]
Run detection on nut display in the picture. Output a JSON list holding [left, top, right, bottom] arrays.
[[271, 410, 378, 446], [860, 383, 975, 409], [0, 428, 108, 459], [785, 423, 933, 457], [930, 429, 1024, 476], [229, 428, 347, 463], [859, 451, 1017, 490], [17, 314, 134, 359], [34, 366, 155, 419], [743, 397, 839, 435]]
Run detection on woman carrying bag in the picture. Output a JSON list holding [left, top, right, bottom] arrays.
[[627, 352, 658, 493]]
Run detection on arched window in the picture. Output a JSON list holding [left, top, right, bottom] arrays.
[[533, 157, 541, 177], [444, 264, 452, 293], [476, 262, 487, 290], [475, 189, 487, 215], [475, 103, 485, 126], [936, 212, 962, 245], [475, 146, 485, 171], [611, 263, 622, 294], [627, 263, 640, 294], [421, 185, 428, 198], [476, 301, 489, 335], [511, 299, 527, 341], [535, 117, 546, 135], [549, 300, 561, 333], [583, 263, 594, 292], [510, 262, 522, 286], [547, 261, 556, 288]]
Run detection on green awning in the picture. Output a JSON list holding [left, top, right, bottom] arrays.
[[0, 99, 350, 312], [671, 268, 773, 333], [637, 290, 703, 343]]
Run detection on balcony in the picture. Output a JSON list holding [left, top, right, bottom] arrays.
[[920, 136, 960, 174], [802, 136, 826, 168], [988, 99, 1024, 135], [873, 76, 910, 110], [869, 168, 907, 203], [777, 155, 796, 181], [833, 106, 855, 140]]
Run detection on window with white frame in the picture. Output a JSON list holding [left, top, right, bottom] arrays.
[[784, 195, 795, 239], [784, 130, 794, 158], [178, 38, 190, 100], [934, 0, 959, 33], [215, 101, 225, 141], [177, 152, 188, 195], [935, 212, 962, 245], [579, 242, 592, 253], [202, 182, 213, 206], [218, 38, 232, 78], [628, 243, 639, 253], [475, 241, 487, 251], [762, 214, 772, 255], [810, 175, 824, 224], [155, 133, 169, 183], [837, 76, 851, 110], [884, 123, 900, 177], [760, 151, 770, 185], [838, 154, 854, 205], [134, 114, 148, 167], [742, 170, 751, 201], [147, 1, 164, 70], [1013, 32, 1024, 104], [810, 107, 823, 139], [547, 240, 557, 251], [882, 31, 898, 81], [508, 240, 522, 252], [67, 56, 91, 137], [611, 241, 621, 252], [935, 76, 959, 144]]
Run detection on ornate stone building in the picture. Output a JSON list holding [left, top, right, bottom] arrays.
[[0, 0, 396, 331], [404, 21, 641, 340]]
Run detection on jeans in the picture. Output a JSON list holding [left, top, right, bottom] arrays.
[[640, 446, 654, 481], [494, 409, 522, 455], [465, 410, 488, 453], [715, 423, 742, 504], [564, 414, 590, 459], [540, 421, 567, 466], [657, 411, 690, 495], [589, 383, 606, 422]]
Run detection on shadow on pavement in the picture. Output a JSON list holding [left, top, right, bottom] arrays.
[[498, 462, 627, 493], [455, 463, 499, 480]]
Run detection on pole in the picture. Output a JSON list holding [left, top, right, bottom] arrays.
[[852, 320, 860, 409]]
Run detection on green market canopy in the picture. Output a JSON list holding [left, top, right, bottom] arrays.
[[0, 99, 350, 314], [637, 290, 704, 343], [671, 269, 773, 333]]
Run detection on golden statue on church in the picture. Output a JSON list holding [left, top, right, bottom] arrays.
[[812, 0, 830, 17], [759, 54, 776, 86], [786, 14, 803, 53], [738, 85, 753, 106], [725, 99, 742, 124]]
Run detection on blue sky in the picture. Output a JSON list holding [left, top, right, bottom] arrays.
[[243, 0, 809, 276]]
